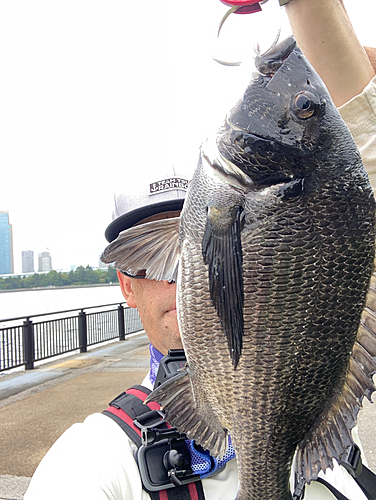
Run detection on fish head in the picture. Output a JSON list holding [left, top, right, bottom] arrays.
[[217, 36, 349, 187]]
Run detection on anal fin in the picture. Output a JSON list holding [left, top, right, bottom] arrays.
[[146, 370, 228, 458]]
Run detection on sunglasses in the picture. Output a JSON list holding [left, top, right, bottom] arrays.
[[119, 269, 175, 284], [119, 270, 147, 279]]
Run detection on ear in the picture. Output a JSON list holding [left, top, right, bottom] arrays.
[[117, 270, 137, 308]]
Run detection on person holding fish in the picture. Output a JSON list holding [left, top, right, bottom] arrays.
[[25, 1, 376, 500]]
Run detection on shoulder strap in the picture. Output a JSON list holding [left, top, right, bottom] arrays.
[[149, 482, 205, 500], [294, 444, 376, 500], [355, 465, 376, 500], [340, 444, 376, 500], [103, 385, 160, 448], [315, 478, 350, 500], [103, 385, 206, 500], [316, 470, 376, 500]]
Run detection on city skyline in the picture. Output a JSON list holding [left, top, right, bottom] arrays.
[[0, 225, 110, 276], [1, 212, 101, 276], [1, 1, 374, 275]]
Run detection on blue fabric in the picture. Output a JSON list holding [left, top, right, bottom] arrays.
[[149, 344, 165, 386], [186, 436, 236, 478], [148, 344, 236, 478]]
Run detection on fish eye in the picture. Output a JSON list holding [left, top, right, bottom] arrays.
[[291, 91, 317, 119]]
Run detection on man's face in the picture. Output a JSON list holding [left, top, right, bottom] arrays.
[[118, 271, 183, 355]]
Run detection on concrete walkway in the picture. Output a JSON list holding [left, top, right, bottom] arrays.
[[0, 332, 150, 499], [0, 331, 375, 499]]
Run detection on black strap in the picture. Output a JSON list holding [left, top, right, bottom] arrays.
[[103, 385, 155, 447], [355, 465, 376, 500], [317, 470, 376, 500], [103, 385, 206, 500], [316, 478, 350, 500], [340, 444, 376, 500], [294, 445, 376, 500]]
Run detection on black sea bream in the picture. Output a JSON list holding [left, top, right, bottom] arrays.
[[102, 37, 376, 499]]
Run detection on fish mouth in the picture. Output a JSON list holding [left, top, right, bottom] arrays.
[[255, 35, 297, 77], [225, 36, 298, 136]]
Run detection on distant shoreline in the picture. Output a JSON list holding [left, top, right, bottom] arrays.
[[0, 283, 120, 294]]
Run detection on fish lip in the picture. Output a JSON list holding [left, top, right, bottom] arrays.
[[255, 36, 297, 76]]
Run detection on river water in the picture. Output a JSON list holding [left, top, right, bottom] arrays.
[[0, 285, 124, 321]]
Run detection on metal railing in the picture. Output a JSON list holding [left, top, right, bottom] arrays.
[[0, 302, 143, 371]]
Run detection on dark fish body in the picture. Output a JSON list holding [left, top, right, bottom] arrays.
[[171, 37, 376, 499], [102, 37, 376, 499]]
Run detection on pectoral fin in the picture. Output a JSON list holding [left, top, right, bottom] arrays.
[[101, 218, 180, 282], [146, 370, 228, 458], [202, 205, 244, 368]]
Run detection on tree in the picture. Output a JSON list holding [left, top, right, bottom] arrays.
[[0, 265, 119, 290]]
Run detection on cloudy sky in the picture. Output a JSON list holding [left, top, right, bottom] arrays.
[[1, 0, 375, 274]]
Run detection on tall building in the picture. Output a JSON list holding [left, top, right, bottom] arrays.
[[0, 211, 14, 275], [22, 250, 35, 273], [38, 250, 52, 272], [98, 255, 108, 270]]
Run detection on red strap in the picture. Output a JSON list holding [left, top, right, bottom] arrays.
[[152, 482, 203, 500], [126, 387, 161, 411], [188, 482, 200, 500], [106, 406, 142, 435], [105, 387, 162, 437]]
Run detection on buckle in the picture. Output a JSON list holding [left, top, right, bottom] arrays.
[[135, 414, 201, 491], [340, 444, 363, 478], [133, 410, 184, 446], [133, 410, 167, 431]]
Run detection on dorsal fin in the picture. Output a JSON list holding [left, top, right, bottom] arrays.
[[294, 270, 376, 485]]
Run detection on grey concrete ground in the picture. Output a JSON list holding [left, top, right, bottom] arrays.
[[0, 332, 375, 499], [0, 332, 150, 499]]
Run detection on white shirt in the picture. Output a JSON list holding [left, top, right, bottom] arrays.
[[339, 75, 376, 191]]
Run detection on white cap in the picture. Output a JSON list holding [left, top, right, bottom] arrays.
[[105, 165, 192, 242]]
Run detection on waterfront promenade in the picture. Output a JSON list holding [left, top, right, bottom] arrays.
[[0, 330, 375, 499], [0, 331, 150, 499]]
